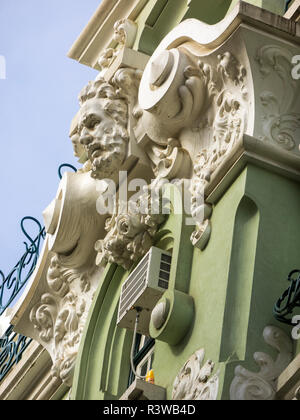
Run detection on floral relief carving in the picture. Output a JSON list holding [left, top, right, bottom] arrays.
[[30, 294, 58, 344], [29, 256, 97, 386], [95, 181, 166, 271], [21, 17, 300, 396], [192, 52, 247, 185], [189, 53, 248, 248], [98, 19, 137, 73], [256, 45, 300, 151], [137, 46, 249, 249], [172, 349, 219, 400]]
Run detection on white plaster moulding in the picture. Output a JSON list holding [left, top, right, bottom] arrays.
[[68, 1, 300, 70], [284, 0, 300, 20], [0, 340, 68, 400], [276, 353, 300, 400], [206, 133, 300, 205], [9, 173, 77, 330], [68, 0, 148, 68], [147, 3, 300, 62], [0, 341, 51, 400]]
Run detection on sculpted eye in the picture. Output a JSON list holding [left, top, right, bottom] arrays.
[[89, 119, 100, 129]]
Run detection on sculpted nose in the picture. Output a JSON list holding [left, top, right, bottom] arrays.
[[79, 128, 93, 146]]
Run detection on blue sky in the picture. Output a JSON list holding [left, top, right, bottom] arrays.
[[0, 1, 100, 282]]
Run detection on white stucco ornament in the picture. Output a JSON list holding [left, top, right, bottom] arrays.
[[172, 349, 219, 400], [230, 326, 293, 400], [135, 19, 251, 249], [12, 4, 300, 392], [95, 179, 166, 270], [11, 66, 152, 387], [256, 44, 300, 152], [98, 19, 137, 73]]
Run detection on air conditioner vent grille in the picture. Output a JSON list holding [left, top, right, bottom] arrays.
[[117, 247, 172, 336], [158, 279, 168, 289], [161, 253, 171, 264], [158, 252, 171, 289], [119, 253, 150, 320]]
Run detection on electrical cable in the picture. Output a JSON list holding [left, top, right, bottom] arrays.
[[130, 308, 148, 379]]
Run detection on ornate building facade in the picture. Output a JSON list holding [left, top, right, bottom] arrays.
[[0, 0, 300, 400]]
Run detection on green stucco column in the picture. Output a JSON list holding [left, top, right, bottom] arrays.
[[213, 164, 300, 399], [151, 163, 300, 400]]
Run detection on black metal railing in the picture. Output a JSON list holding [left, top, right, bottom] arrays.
[[0, 217, 44, 382], [58, 163, 77, 179], [0, 163, 77, 381], [0, 217, 46, 316], [0, 325, 32, 381], [274, 269, 300, 325]]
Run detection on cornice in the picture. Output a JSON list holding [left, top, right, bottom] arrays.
[[68, 0, 147, 69], [67, 1, 300, 70]]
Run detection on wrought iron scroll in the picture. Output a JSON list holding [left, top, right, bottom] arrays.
[[274, 269, 300, 325], [0, 325, 32, 381], [58, 163, 77, 179], [0, 217, 46, 316]]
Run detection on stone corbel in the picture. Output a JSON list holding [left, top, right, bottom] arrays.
[[10, 171, 110, 386], [8, 60, 159, 386], [134, 18, 252, 249], [133, 3, 300, 250]]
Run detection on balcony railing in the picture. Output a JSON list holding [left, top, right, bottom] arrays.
[[0, 163, 78, 383], [0, 217, 46, 316], [0, 216, 45, 383], [0, 325, 32, 381], [0, 163, 77, 316], [274, 269, 300, 325], [58, 163, 77, 179]]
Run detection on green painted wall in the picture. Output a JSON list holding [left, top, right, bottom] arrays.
[[70, 269, 133, 399], [134, 0, 287, 55], [70, 0, 298, 401], [72, 163, 300, 400]]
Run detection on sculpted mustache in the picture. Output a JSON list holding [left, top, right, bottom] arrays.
[[86, 137, 125, 155], [92, 148, 124, 163]]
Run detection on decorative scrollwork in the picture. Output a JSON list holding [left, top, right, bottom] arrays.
[[95, 180, 166, 270], [274, 269, 300, 325], [230, 326, 293, 400], [0, 325, 32, 381], [256, 45, 300, 151], [0, 217, 45, 315], [172, 348, 219, 400], [189, 52, 248, 249]]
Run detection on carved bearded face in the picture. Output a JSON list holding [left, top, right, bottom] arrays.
[[78, 97, 128, 179]]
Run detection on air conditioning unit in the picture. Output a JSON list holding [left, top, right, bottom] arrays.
[[117, 246, 172, 336]]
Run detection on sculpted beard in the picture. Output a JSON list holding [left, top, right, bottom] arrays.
[[90, 125, 128, 179]]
